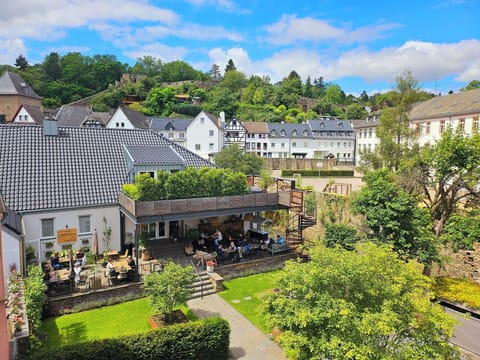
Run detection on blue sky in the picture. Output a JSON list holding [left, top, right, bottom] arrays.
[[1, 0, 479, 95]]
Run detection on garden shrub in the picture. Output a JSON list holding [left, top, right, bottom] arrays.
[[26, 317, 230, 360], [433, 277, 480, 309]]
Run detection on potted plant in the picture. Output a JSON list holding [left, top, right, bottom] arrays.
[[25, 245, 36, 262], [45, 241, 54, 248], [139, 232, 153, 261]]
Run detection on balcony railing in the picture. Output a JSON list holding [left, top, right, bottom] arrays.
[[118, 191, 296, 217]]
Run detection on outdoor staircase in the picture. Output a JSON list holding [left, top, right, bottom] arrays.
[[286, 190, 317, 248], [188, 270, 216, 299]]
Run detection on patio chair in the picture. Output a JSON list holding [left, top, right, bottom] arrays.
[[119, 248, 129, 260]]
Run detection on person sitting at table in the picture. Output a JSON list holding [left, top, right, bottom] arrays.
[[106, 256, 117, 277], [73, 262, 82, 285], [126, 255, 136, 270], [216, 244, 225, 264], [276, 234, 285, 245], [211, 228, 222, 251], [51, 252, 62, 269], [244, 242, 251, 257], [75, 248, 85, 266]]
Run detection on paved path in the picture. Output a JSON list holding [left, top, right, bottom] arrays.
[[188, 294, 286, 360]]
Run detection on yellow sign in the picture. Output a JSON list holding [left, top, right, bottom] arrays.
[[57, 228, 78, 244]]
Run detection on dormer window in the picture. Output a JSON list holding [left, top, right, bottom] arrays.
[[303, 130, 309, 136], [280, 129, 286, 137], [338, 122, 344, 128], [271, 130, 276, 136], [292, 130, 298, 136], [320, 122, 325, 128]]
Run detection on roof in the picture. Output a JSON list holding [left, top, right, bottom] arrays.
[[120, 106, 150, 129], [243, 122, 268, 134], [409, 89, 480, 120], [14, 105, 46, 124], [55, 105, 91, 127], [150, 117, 192, 131], [308, 119, 353, 132], [0, 125, 214, 213], [196, 110, 220, 128], [267, 123, 313, 138], [0, 71, 42, 99], [124, 145, 185, 166]]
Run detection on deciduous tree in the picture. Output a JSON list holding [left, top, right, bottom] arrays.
[[214, 144, 263, 175], [264, 243, 459, 360]]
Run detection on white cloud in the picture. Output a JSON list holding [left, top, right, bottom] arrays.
[[206, 40, 480, 87], [183, 0, 237, 12], [0, 38, 27, 65], [124, 43, 187, 63], [0, 0, 178, 40], [264, 14, 399, 45]]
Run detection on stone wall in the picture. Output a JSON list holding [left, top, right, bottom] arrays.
[[433, 242, 480, 283], [46, 282, 145, 317], [215, 252, 298, 280]]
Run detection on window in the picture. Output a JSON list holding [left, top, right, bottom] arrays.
[[359, 129, 362, 138], [368, 128, 373, 138], [42, 218, 54, 238], [292, 130, 298, 136], [195, 144, 201, 150], [440, 120, 445, 133], [200, 117, 205, 124], [179, 132, 185, 139], [425, 122, 431, 135], [25, 115, 28, 121], [246, 142, 251, 149], [209, 143, 214, 151], [121, 122, 125, 127], [79, 215, 91, 234], [458, 118, 465, 132], [168, 132, 174, 138], [292, 142, 296, 148], [473, 116, 479, 132], [158, 222, 165, 237], [303, 142, 308, 148], [280, 130, 286, 137], [116, 122, 119, 127], [281, 143, 285, 149], [209, 130, 214, 137], [284, 152, 288, 158], [142, 223, 156, 238], [271, 143, 275, 148]]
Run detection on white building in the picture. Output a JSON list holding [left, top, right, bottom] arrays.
[[352, 113, 381, 165], [0, 120, 213, 280], [106, 106, 150, 130], [186, 110, 224, 159]]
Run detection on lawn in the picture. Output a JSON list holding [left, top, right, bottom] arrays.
[[219, 271, 279, 333], [40, 297, 196, 349]]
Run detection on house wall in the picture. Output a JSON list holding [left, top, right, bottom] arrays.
[[1, 229, 20, 294], [22, 206, 121, 263], [106, 109, 135, 129], [0, 96, 41, 122], [13, 107, 36, 123], [186, 112, 223, 158]]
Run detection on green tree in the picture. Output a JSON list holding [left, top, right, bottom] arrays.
[[224, 58, 236, 73], [440, 210, 480, 252], [203, 86, 239, 120], [323, 223, 358, 250], [15, 54, 28, 70], [160, 60, 201, 82], [144, 262, 195, 323], [210, 63, 222, 80], [214, 144, 264, 175], [345, 103, 367, 119], [130, 55, 163, 76], [264, 242, 459, 360], [352, 169, 440, 265], [324, 83, 345, 104], [460, 80, 480, 91], [145, 86, 177, 116], [401, 128, 480, 237], [42, 52, 62, 80], [366, 72, 424, 170]]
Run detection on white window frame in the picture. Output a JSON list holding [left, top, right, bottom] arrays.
[[79, 215, 91, 234], [41, 218, 55, 238]]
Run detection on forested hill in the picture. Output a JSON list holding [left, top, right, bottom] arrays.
[[2, 52, 439, 122]]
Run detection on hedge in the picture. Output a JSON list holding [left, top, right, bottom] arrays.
[[25, 317, 230, 360], [281, 169, 354, 177]]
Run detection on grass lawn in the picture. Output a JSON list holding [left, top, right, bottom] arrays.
[[40, 297, 196, 349], [219, 271, 279, 333]]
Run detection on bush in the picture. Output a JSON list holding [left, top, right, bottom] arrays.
[[26, 318, 230, 360], [281, 169, 354, 177], [433, 277, 480, 309]]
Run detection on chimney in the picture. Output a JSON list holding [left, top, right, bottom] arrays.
[[219, 111, 225, 123], [43, 118, 59, 136]]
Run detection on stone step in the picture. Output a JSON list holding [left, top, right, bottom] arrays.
[[189, 288, 217, 300]]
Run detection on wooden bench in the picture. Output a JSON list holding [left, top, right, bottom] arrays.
[[270, 243, 288, 255]]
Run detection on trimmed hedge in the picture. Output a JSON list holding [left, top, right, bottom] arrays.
[[282, 169, 354, 177], [26, 317, 230, 360]]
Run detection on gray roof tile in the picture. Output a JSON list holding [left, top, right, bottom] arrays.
[[124, 145, 185, 166], [0, 125, 214, 212], [0, 71, 42, 99], [150, 117, 192, 131]]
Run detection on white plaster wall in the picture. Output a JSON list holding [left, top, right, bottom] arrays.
[[13, 107, 35, 123], [22, 206, 121, 262], [106, 109, 135, 129], [186, 112, 221, 158], [2, 230, 20, 294]]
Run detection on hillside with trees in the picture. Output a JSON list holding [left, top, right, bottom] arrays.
[[3, 53, 438, 122]]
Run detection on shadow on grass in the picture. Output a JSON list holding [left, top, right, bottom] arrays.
[[60, 322, 88, 346]]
